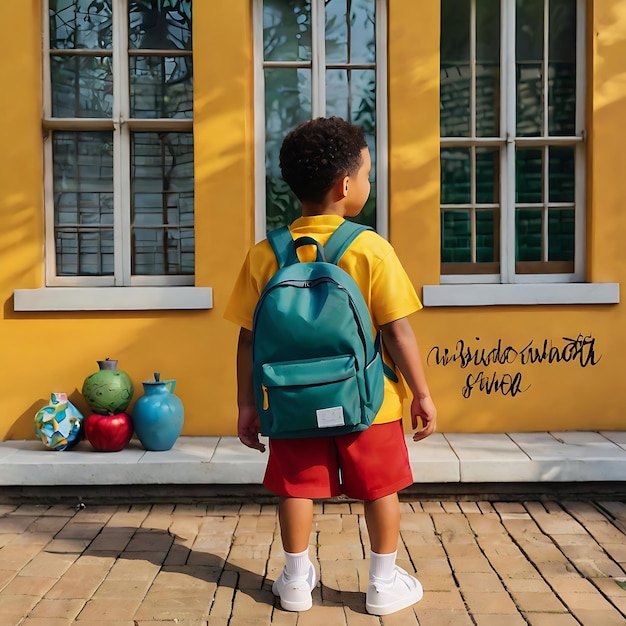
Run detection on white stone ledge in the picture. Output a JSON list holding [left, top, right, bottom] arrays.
[[13, 286, 213, 311], [1, 432, 625, 487], [422, 283, 620, 307]]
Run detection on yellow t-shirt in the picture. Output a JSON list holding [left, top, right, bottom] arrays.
[[224, 215, 423, 424]]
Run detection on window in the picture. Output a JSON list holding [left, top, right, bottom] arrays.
[[255, 0, 387, 237], [440, 0, 584, 284], [44, 0, 193, 287]]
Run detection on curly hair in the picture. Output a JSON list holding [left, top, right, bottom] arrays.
[[279, 117, 368, 204]]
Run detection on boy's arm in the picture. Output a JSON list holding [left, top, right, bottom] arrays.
[[236, 328, 266, 452], [380, 317, 437, 442]]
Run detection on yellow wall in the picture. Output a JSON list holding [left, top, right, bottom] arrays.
[[1, 1, 624, 441]]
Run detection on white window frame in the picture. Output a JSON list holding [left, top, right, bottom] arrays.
[[14, 0, 211, 311], [42, 0, 194, 289], [253, 0, 388, 242], [427, 0, 619, 306]]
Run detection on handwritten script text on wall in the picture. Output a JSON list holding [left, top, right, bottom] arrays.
[[426, 334, 600, 398]]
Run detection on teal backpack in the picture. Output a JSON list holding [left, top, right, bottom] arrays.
[[252, 220, 397, 439]]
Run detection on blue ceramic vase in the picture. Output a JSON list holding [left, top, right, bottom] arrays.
[[132, 373, 184, 451]]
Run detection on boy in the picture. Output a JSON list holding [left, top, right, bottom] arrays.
[[224, 117, 437, 615]]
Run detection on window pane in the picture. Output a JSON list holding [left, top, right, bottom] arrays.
[[516, 0, 544, 136], [133, 228, 194, 275], [51, 56, 113, 118], [326, 0, 375, 64], [441, 210, 471, 263], [326, 69, 375, 128], [476, 0, 500, 136], [441, 0, 471, 137], [441, 148, 471, 204], [476, 0, 499, 64], [130, 56, 193, 118], [516, 0, 544, 60], [131, 132, 194, 275], [265, 67, 312, 230], [549, 0, 576, 136], [516, 148, 543, 203], [56, 230, 114, 275], [549, 147, 575, 202], [441, 65, 471, 137], [476, 209, 496, 262], [476, 147, 499, 204], [441, 0, 470, 63], [49, 0, 112, 50], [516, 208, 542, 261], [548, 208, 575, 261], [263, 0, 311, 62], [53, 131, 114, 276], [517, 63, 543, 137], [548, 65, 576, 137], [128, 1, 192, 51], [476, 65, 500, 138]]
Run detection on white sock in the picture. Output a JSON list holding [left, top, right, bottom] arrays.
[[369, 550, 397, 581], [284, 549, 311, 579]]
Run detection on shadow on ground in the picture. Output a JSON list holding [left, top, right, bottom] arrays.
[[51, 522, 368, 617]]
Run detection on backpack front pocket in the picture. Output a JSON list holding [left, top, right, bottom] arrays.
[[261, 354, 361, 436]]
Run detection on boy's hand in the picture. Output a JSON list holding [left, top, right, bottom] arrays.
[[238, 405, 266, 452], [411, 395, 437, 442]]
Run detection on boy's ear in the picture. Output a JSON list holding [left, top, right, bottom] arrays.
[[339, 175, 350, 198]]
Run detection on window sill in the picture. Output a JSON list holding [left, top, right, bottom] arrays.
[[13, 287, 213, 312], [422, 283, 620, 307]]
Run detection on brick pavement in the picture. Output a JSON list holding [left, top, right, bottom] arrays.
[[0, 498, 625, 625]]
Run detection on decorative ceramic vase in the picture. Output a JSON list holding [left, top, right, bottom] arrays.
[[132, 373, 184, 451], [34, 393, 84, 451], [82, 358, 134, 415]]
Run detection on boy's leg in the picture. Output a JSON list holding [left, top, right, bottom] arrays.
[[363, 492, 423, 616], [279, 496, 313, 553], [364, 492, 400, 554], [272, 497, 317, 611]]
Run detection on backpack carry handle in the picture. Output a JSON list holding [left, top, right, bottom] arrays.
[[268, 228, 327, 267], [294, 236, 327, 262]]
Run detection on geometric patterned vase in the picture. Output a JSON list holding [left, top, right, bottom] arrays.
[[34, 392, 84, 451]]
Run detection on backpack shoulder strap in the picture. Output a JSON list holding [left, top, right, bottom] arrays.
[[267, 227, 297, 268], [324, 221, 373, 265], [326, 222, 399, 382]]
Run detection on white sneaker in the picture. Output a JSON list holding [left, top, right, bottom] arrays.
[[365, 566, 424, 616], [272, 563, 317, 612]]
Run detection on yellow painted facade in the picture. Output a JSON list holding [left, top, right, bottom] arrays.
[[1, 1, 624, 440]]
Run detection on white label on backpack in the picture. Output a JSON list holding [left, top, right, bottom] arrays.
[[316, 406, 345, 428]]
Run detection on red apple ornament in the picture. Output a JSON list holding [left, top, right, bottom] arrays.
[[84, 412, 133, 452]]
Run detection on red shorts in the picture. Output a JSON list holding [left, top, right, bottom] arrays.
[[263, 420, 413, 501]]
